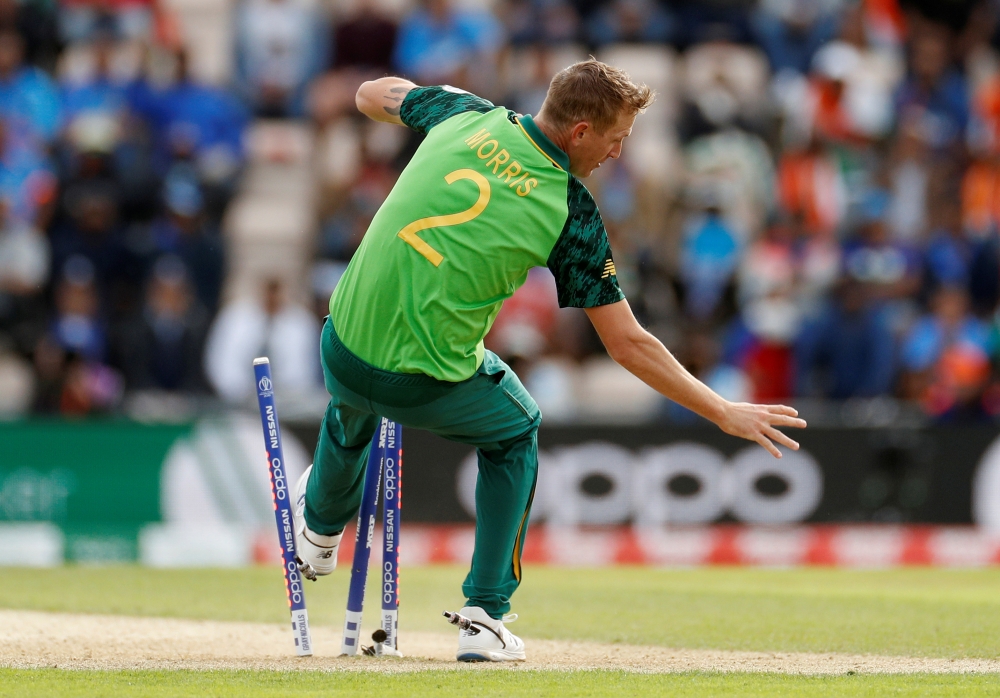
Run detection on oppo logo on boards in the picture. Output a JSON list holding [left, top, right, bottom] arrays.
[[458, 442, 824, 525]]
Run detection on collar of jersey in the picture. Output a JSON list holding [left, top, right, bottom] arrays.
[[516, 114, 570, 172]]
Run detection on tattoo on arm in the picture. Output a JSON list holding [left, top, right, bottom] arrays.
[[383, 86, 411, 117]]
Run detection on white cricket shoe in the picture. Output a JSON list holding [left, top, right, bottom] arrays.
[[456, 606, 526, 662], [293, 465, 342, 579]]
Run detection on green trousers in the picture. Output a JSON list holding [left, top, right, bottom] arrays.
[[305, 318, 540, 618]]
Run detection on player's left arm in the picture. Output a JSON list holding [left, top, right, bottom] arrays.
[[548, 179, 803, 456], [356, 76, 418, 126], [584, 300, 807, 458]]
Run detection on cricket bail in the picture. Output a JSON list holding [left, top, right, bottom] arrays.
[[296, 556, 318, 582]]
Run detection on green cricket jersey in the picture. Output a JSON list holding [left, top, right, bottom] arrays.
[[329, 85, 624, 382]]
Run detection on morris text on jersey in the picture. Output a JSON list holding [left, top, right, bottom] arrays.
[[463, 128, 539, 197]]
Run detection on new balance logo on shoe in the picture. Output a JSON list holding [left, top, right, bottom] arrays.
[[293, 465, 343, 577]]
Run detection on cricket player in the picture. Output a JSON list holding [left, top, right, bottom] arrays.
[[294, 60, 807, 662]]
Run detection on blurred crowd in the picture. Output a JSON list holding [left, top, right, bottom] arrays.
[[0, 0, 250, 417], [309, 0, 1000, 424], [8, 0, 1000, 425]]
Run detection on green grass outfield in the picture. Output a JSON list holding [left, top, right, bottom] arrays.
[[1, 565, 998, 696], [0, 669, 997, 698]]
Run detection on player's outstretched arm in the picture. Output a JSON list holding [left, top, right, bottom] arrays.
[[356, 77, 419, 126], [584, 300, 807, 458]]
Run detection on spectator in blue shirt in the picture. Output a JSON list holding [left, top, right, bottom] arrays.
[[751, 0, 840, 75], [900, 285, 992, 420], [795, 279, 896, 399], [132, 49, 247, 169], [922, 196, 972, 294], [394, 0, 504, 86], [49, 186, 139, 315], [109, 254, 211, 392], [894, 24, 968, 151], [131, 49, 248, 218], [49, 255, 106, 362], [143, 176, 224, 312], [60, 35, 130, 123], [842, 190, 922, 306], [901, 285, 990, 375], [0, 116, 56, 227], [679, 202, 740, 321], [0, 29, 61, 144]]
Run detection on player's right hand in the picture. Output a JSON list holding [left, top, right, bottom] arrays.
[[717, 402, 807, 459]]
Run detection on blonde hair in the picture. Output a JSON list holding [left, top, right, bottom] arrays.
[[539, 59, 654, 133]]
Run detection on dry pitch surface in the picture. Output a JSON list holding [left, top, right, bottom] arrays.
[[2, 610, 998, 676]]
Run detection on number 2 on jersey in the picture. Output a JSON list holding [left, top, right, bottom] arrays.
[[397, 169, 491, 266]]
